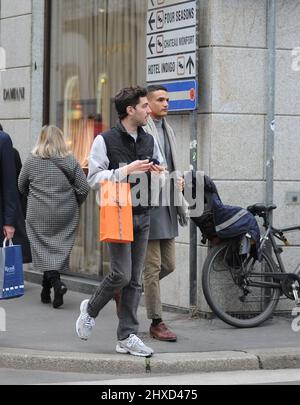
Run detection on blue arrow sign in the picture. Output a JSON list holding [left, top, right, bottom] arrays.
[[154, 80, 198, 111]]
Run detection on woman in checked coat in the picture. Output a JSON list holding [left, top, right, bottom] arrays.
[[18, 125, 89, 308]]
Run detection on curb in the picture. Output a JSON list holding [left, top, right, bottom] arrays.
[[248, 347, 300, 370], [0, 348, 260, 375], [1, 347, 300, 374], [1, 347, 300, 375]]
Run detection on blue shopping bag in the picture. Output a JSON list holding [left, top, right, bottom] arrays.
[[0, 239, 24, 300]]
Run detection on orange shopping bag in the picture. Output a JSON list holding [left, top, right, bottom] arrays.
[[100, 180, 133, 243]]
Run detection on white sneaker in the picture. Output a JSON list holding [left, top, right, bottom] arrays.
[[116, 334, 154, 357], [75, 299, 95, 340]]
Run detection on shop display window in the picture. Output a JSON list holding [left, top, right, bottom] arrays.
[[49, 0, 147, 277]]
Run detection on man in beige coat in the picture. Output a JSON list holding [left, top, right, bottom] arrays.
[[143, 85, 188, 342]]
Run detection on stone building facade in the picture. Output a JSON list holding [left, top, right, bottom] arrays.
[[0, 0, 300, 312]]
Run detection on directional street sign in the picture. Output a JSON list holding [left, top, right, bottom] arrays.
[[158, 80, 198, 111], [147, 1, 196, 34], [147, 27, 196, 58], [147, 53, 196, 82], [146, 0, 197, 83]]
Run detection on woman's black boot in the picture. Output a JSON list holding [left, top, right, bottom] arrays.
[[46, 270, 68, 308], [41, 272, 52, 304]]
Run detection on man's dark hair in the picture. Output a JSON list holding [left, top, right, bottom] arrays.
[[147, 84, 168, 95], [114, 86, 147, 120], [0, 123, 3, 131]]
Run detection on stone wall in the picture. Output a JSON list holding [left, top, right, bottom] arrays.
[[0, 0, 44, 162]]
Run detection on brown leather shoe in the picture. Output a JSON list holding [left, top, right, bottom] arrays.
[[150, 322, 177, 342]]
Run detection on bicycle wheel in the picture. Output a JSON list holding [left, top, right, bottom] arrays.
[[202, 241, 280, 328]]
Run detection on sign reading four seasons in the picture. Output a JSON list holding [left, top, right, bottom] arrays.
[[146, 0, 197, 82]]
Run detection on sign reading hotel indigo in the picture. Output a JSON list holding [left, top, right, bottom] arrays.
[[3, 87, 25, 101], [146, 0, 197, 82]]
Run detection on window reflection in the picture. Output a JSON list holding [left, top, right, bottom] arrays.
[[49, 0, 147, 277]]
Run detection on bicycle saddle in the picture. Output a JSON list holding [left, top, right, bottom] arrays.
[[247, 203, 277, 216]]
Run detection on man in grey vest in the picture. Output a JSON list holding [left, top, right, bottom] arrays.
[[76, 86, 164, 357], [143, 85, 188, 342]]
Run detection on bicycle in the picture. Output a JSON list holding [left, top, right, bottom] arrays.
[[201, 203, 300, 328]]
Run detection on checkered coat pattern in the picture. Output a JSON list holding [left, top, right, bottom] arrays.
[[18, 154, 89, 273]]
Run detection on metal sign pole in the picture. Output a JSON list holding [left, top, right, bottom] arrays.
[[189, 109, 198, 308], [266, 0, 276, 225], [189, 0, 199, 309]]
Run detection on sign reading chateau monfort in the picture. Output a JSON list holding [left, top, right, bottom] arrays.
[[3, 87, 25, 101]]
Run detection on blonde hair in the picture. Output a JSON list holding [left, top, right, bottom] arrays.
[[32, 125, 70, 158]]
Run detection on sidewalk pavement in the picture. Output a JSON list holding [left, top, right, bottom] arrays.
[[0, 280, 300, 375]]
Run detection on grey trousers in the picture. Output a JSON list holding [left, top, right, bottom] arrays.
[[88, 211, 150, 340], [143, 238, 176, 320]]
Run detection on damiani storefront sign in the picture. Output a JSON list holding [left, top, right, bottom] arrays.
[[3, 87, 25, 101]]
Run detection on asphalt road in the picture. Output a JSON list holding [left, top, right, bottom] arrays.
[[1, 367, 300, 385]]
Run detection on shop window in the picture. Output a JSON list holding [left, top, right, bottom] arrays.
[[49, 0, 147, 277]]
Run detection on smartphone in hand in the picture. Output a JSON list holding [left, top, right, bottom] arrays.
[[149, 158, 160, 165]]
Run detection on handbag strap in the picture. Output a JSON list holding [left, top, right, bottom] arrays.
[[116, 184, 123, 240], [110, 183, 124, 241], [0, 248, 4, 299], [50, 159, 74, 186], [3, 238, 13, 248]]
